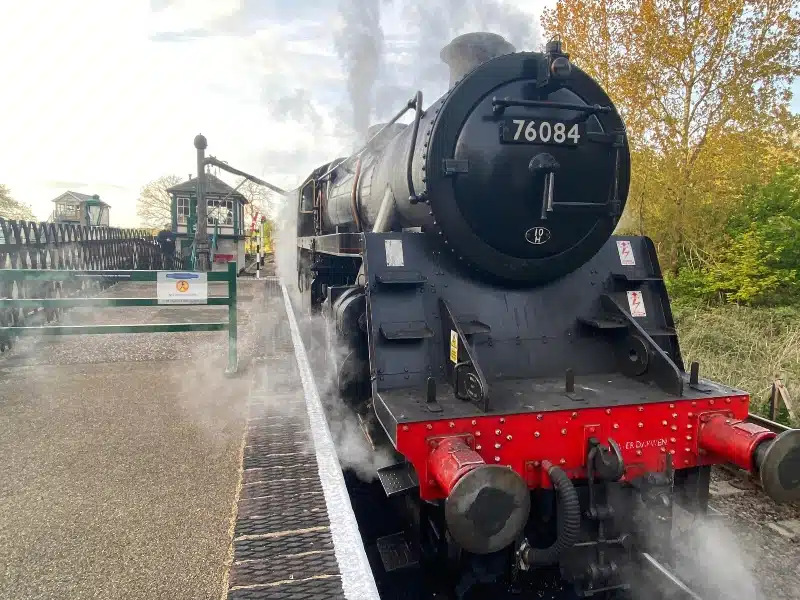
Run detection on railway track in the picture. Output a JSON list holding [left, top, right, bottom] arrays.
[[671, 413, 800, 600], [747, 412, 792, 434]]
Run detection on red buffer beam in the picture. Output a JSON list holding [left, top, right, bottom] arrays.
[[396, 395, 800, 505]]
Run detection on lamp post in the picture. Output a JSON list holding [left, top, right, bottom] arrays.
[[84, 194, 105, 226]]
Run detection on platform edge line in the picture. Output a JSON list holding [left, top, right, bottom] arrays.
[[280, 282, 381, 600]]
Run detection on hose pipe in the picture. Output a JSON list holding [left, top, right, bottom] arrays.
[[521, 462, 581, 566]]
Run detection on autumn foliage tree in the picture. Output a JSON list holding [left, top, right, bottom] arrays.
[[136, 175, 181, 229], [541, 0, 800, 274]]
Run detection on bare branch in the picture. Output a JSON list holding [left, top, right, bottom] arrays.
[[136, 175, 182, 229], [0, 184, 35, 221]]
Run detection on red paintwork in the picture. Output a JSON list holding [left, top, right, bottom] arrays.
[[214, 254, 235, 262], [698, 414, 775, 471], [428, 437, 486, 495], [394, 394, 750, 501]]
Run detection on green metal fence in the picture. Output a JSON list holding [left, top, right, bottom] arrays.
[[0, 261, 238, 374]]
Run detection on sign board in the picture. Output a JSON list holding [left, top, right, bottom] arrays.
[[627, 290, 646, 317], [616, 240, 636, 265], [385, 239, 404, 267], [157, 271, 208, 304]]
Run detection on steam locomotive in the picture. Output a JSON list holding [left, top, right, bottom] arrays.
[[289, 32, 800, 598]]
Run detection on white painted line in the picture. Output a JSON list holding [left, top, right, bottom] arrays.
[[280, 282, 381, 600]]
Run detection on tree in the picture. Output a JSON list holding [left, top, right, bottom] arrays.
[[541, 0, 800, 273], [237, 177, 278, 250], [0, 184, 35, 221], [136, 175, 181, 229], [237, 178, 278, 222], [667, 162, 800, 305]]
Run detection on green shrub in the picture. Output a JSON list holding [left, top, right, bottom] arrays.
[[668, 164, 800, 306]]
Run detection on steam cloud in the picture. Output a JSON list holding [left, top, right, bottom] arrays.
[[665, 509, 765, 600], [333, 0, 384, 142], [271, 192, 395, 482], [327, 0, 542, 143], [267, 88, 324, 130], [393, 0, 540, 92]]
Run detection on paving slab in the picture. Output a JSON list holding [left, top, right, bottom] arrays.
[[0, 278, 272, 600]]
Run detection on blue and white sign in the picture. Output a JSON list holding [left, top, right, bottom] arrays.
[[157, 271, 208, 304]]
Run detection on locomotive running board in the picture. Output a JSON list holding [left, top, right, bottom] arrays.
[[297, 233, 362, 256]]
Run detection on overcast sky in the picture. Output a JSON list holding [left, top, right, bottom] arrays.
[[1, 0, 798, 227]]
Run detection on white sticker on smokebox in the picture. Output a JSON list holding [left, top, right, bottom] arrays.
[[627, 290, 646, 317], [385, 239, 404, 267], [617, 240, 635, 266]]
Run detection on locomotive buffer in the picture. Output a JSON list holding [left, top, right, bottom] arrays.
[[227, 280, 380, 600]]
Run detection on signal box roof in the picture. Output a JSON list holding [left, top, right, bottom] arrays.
[[167, 173, 248, 204]]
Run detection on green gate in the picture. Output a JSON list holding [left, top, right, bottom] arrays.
[[0, 262, 238, 374]]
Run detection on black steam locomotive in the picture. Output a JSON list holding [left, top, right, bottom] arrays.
[[289, 32, 800, 599]]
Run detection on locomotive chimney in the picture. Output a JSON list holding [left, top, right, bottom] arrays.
[[441, 32, 516, 88]]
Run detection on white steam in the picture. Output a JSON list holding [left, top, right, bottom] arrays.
[[329, 0, 543, 144], [270, 190, 395, 482], [333, 0, 385, 142], [670, 512, 765, 600]]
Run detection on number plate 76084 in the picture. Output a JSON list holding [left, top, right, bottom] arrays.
[[500, 118, 584, 146]]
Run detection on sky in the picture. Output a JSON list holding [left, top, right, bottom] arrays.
[[0, 0, 797, 227]]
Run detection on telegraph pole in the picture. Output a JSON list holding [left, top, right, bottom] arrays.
[[194, 134, 209, 271]]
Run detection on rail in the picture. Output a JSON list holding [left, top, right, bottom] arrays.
[[746, 412, 791, 434], [0, 261, 238, 374], [640, 552, 705, 600]]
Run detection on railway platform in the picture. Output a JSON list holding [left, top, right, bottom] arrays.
[[0, 276, 378, 600]]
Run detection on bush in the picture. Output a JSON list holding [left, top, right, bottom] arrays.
[[668, 164, 800, 306]]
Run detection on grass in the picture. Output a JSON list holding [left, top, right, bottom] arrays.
[[672, 302, 800, 426]]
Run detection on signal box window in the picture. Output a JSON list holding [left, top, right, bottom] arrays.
[[177, 197, 189, 224], [208, 198, 234, 226]]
